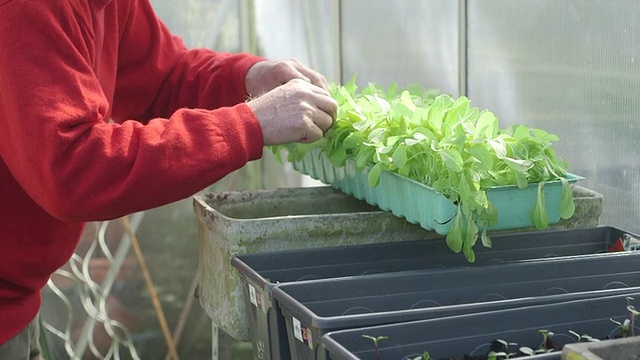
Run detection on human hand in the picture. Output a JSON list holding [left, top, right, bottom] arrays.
[[245, 58, 331, 96], [247, 79, 337, 146]]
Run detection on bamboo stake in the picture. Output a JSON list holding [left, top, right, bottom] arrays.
[[123, 215, 180, 360], [164, 169, 245, 360], [164, 275, 199, 360]]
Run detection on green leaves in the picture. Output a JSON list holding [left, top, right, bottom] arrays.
[[270, 77, 573, 263], [560, 177, 576, 219], [531, 182, 550, 230], [446, 206, 464, 253], [439, 148, 464, 173], [368, 162, 383, 188]]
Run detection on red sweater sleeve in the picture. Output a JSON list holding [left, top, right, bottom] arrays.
[[0, 0, 265, 222], [111, 0, 264, 121]]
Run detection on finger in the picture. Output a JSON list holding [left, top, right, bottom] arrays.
[[303, 81, 332, 97], [294, 65, 330, 91], [311, 93, 338, 126], [311, 110, 335, 134], [299, 124, 324, 143], [278, 59, 312, 84], [281, 68, 311, 85], [287, 58, 331, 91]]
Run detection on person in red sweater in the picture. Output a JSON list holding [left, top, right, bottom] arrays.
[[0, 0, 337, 358]]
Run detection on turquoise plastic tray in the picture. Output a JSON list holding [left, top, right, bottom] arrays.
[[292, 149, 582, 235]]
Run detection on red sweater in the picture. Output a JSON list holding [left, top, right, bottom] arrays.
[[0, 0, 265, 343]]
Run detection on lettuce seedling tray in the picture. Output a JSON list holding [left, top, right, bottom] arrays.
[[271, 252, 640, 360], [292, 149, 582, 235], [233, 225, 635, 360], [319, 291, 640, 360]]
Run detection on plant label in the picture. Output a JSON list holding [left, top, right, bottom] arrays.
[[249, 284, 257, 306]]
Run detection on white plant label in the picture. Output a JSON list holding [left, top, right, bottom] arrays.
[[249, 284, 257, 306], [293, 317, 303, 342]]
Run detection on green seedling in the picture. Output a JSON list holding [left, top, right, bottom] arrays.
[[627, 305, 640, 337], [568, 330, 600, 343], [538, 329, 554, 350], [610, 318, 631, 338], [627, 296, 640, 337], [518, 346, 550, 356], [488, 350, 513, 359], [408, 352, 430, 360], [611, 296, 640, 338], [362, 334, 388, 360], [488, 339, 519, 359]]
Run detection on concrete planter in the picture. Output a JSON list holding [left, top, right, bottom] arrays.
[[562, 336, 640, 360], [194, 186, 438, 341]]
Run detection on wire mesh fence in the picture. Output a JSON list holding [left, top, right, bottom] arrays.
[[41, 214, 144, 360]]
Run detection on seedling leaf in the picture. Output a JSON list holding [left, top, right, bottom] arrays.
[[559, 177, 575, 219], [530, 182, 549, 230]]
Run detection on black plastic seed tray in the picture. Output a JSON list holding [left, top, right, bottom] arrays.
[[231, 226, 634, 360], [320, 291, 640, 360], [274, 252, 640, 360]]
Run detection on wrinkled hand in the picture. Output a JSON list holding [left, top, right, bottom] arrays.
[[245, 58, 331, 96], [247, 79, 337, 146]]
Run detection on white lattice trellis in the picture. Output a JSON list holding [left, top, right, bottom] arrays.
[[42, 213, 145, 360]]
